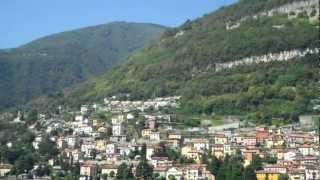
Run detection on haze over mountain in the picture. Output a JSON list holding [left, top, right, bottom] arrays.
[[50, 0, 319, 123], [0, 22, 167, 110]]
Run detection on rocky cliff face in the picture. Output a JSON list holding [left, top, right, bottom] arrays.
[[266, 0, 318, 18], [215, 48, 319, 71], [226, 0, 319, 30]]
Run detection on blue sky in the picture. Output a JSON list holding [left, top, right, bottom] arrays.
[[0, 0, 235, 49]]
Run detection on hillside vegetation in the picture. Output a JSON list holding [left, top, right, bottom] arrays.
[[0, 22, 166, 110], [34, 0, 320, 123]]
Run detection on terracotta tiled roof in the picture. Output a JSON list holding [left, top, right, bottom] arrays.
[[0, 164, 12, 169]]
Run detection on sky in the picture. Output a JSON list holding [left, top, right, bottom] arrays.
[[0, 0, 235, 49]]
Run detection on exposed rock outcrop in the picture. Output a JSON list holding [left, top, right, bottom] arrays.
[[226, 0, 319, 30], [215, 48, 319, 72]]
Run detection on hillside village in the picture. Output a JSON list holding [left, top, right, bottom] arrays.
[[0, 95, 319, 180], [0, 0, 319, 180]]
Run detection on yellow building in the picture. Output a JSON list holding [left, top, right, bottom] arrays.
[[92, 119, 99, 127], [95, 140, 107, 152], [211, 144, 224, 159], [256, 171, 281, 180], [97, 126, 107, 133], [214, 134, 228, 144], [181, 145, 202, 164], [181, 145, 193, 156], [213, 150, 224, 159], [141, 128, 152, 138], [166, 139, 181, 148]]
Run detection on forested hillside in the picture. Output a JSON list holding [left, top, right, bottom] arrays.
[[32, 0, 319, 123], [0, 22, 166, 110]]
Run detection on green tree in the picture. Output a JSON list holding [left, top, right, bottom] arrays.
[[216, 152, 245, 180], [140, 143, 147, 160], [279, 174, 289, 180], [38, 137, 59, 159], [208, 156, 222, 176], [35, 164, 51, 177], [297, 11, 308, 18], [243, 165, 257, 180], [26, 109, 38, 124], [216, 155, 230, 180], [101, 173, 108, 180], [12, 154, 35, 174], [251, 155, 263, 171], [310, 9, 317, 17], [135, 160, 153, 179], [116, 163, 134, 179], [110, 171, 115, 178], [168, 175, 176, 180]]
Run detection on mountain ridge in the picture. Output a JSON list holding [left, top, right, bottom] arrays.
[[44, 0, 320, 124], [0, 22, 167, 110]]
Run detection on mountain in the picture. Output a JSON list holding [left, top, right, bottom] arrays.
[[0, 22, 167, 110], [34, 0, 319, 123]]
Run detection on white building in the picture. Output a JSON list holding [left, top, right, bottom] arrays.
[[81, 143, 95, 158], [106, 143, 117, 155], [66, 136, 79, 148], [283, 150, 297, 161], [146, 146, 155, 160], [150, 131, 161, 141], [305, 167, 320, 180], [112, 115, 126, 136], [80, 105, 89, 114], [166, 167, 183, 180], [75, 115, 84, 122]]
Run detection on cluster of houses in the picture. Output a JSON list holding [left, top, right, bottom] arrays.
[[1, 96, 319, 180], [103, 96, 180, 112]]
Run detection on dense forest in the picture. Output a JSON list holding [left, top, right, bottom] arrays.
[[14, 0, 318, 125], [0, 22, 166, 110], [50, 4, 320, 124]]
